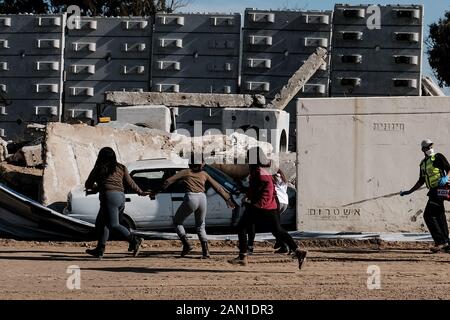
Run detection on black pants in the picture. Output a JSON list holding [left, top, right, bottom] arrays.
[[424, 197, 449, 246], [237, 205, 298, 254], [247, 203, 289, 249]]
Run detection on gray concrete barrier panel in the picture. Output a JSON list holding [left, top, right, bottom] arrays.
[[0, 14, 64, 33], [241, 74, 329, 98], [151, 55, 239, 79], [331, 48, 422, 73], [330, 71, 421, 96], [332, 25, 423, 49], [243, 29, 331, 54], [296, 96, 450, 233], [0, 77, 63, 100], [63, 103, 97, 122], [65, 58, 150, 82], [333, 4, 423, 26], [0, 34, 63, 55], [153, 32, 240, 56], [0, 55, 62, 78], [66, 17, 153, 37], [65, 36, 152, 59], [154, 13, 241, 34], [241, 52, 330, 77], [0, 99, 60, 122], [244, 9, 333, 32]]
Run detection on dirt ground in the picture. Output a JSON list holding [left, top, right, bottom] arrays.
[[1, 238, 450, 300]]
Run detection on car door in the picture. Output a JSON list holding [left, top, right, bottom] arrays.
[[169, 168, 237, 228], [126, 169, 173, 230], [203, 186, 233, 227]]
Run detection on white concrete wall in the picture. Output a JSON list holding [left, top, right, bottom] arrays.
[[222, 108, 290, 153], [296, 96, 450, 233], [115, 105, 171, 132]]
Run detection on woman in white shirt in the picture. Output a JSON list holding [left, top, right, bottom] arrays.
[[273, 169, 290, 253]]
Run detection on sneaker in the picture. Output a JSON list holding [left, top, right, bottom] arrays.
[[294, 249, 307, 270], [274, 247, 289, 254], [132, 237, 143, 257], [181, 244, 193, 257], [430, 244, 448, 253], [273, 240, 282, 250], [228, 255, 248, 266], [86, 247, 104, 259], [247, 246, 254, 255]]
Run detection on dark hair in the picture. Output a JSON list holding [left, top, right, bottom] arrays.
[[94, 147, 118, 180], [274, 169, 287, 184]]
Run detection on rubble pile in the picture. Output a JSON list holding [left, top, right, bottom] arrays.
[[42, 122, 273, 206]]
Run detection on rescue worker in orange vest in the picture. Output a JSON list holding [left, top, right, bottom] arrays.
[[400, 139, 450, 253]]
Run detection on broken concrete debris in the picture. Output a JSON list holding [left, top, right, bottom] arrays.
[[42, 122, 274, 206]]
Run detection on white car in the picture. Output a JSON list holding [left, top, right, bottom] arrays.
[[63, 157, 296, 232]]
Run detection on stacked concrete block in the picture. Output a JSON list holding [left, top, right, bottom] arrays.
[[241, 9, 332, 151], [64, 17, 153, 123], [331, 4, 423, 96], [152, 13, 241, 134], [0, 14, 65, 141], [241, 9, 332, 99]]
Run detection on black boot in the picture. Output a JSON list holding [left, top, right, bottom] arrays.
[[201, 241, 210, 259], [180, 235, 193, 257], [128, 234, 143, 257], [86, 245, 105, 259]]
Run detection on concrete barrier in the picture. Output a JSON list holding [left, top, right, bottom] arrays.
[[296, 96, 450, 233]]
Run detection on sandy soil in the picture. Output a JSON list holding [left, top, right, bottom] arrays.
[[1, 238, 450, 300]]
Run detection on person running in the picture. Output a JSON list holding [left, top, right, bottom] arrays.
[[246, 168, 290, 254], [153, 155, 235, 258], [85, 147, 149, 259], [228, 147, 307, 269]]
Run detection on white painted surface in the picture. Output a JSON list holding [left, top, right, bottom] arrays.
[[297, 96, 450, 232]]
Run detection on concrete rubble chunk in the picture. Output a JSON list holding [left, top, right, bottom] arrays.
[[19, 145, 43, 167], [0, 138, 9, 162], [42, 123, 273, 206], [105, 92, 266, 108]]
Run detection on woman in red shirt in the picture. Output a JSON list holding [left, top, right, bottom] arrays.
[[228, 147, 307, 269]]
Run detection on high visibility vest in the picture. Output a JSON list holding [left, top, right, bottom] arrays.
[[420, 155, 444, 189]]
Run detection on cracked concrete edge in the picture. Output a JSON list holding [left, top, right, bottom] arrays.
[[104, 92, 266, 108]]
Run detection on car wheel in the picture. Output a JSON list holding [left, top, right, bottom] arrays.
[[120, 214, 136, 231]]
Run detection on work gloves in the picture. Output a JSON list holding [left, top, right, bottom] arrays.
[[400, 190, 411, 196], [439, 176, 449, 187]]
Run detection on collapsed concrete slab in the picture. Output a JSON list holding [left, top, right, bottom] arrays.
[[105, 92, 265, 108], [269, 47, 328, 110], [42, 122, 273, 206]]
